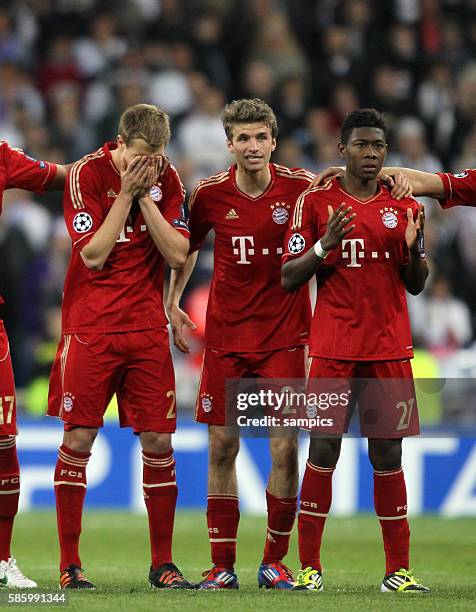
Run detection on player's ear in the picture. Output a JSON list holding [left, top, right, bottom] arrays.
[[338, 142, 345, 159], [271, 138, 277, 152], [226, 138, 234, 153]]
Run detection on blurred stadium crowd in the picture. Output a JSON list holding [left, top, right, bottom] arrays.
[[0, 0, 475, 417]]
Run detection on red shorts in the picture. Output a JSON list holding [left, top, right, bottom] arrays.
[[48, 328, 176, 433], [0, 322, 16, 436], [195, 346, 306, 426], [307, 357, 420, 438]]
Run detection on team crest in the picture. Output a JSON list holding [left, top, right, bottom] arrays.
[[380, 207, 398, 229], [73, 212, 93, 233], [306, 404, 318, 419], [150, 184, 163, 202], [288, 233, 306, 254], [453, 172, 468, 178], [271, 202, 290, 225], [201, 393, 213, 412], [63, 392, 75, 412]]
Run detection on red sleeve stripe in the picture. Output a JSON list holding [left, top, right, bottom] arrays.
[[292, 181, 332, 229], [69, 149, 105, 210]]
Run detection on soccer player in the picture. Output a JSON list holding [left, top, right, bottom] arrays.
[[47, 104, 194, 590], [0, 143, 68, 588], [311, 162, 476, 207], [167, 98, 314, 589], [281, 109, 431, 593]]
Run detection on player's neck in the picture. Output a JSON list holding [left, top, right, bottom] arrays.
[[235, 164, 272, 197], [339, 173, 379, 200], [110, 147, 121, 172]]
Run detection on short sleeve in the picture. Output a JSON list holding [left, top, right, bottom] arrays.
[[159, 165, 189, 237], [282, 190, 318, 263], [64, 161, 104, 249], [188, 185, 212, 253], [4, 143, 57, 193], [437, 170, 476, 209]]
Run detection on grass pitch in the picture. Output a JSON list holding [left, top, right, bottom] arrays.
[[6, 512, 476, 611]]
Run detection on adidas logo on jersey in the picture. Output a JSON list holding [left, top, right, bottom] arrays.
[[225, 208, 239, 220]]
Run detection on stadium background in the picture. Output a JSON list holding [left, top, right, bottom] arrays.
[[0, 0, 475, 519]]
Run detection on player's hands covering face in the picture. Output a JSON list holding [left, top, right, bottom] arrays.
[[321, 203, 356, 251], [120, 155, 156, 198]]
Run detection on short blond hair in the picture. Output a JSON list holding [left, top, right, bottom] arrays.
[[222, 98, 278, 141], [118, 104, 170, 148]]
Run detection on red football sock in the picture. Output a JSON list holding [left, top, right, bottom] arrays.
[[0, 437, 20, 561], [298, 461, 334, 571], [374, 468, 410, 574], [207, 495, 239, 568], [54, 444, 90, 571], [142, 450, 178, 569], [262, 489, 297, 564]]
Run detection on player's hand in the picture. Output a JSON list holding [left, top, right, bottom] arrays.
[[381, 171, 413, 200], [167, 304, 197, 353], [320, 203, 356, 251], [311, 166, 344, 187], [120, 155, 154, 198], [405, 204, 424, 251]]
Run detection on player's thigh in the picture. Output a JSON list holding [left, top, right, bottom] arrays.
[[195, 348, 251, 426], [307, 357, 355, 437], [118, 328, 176, 433], [357, 359, 419, 438], [47, 333, 122, 428], [0, 323, 17, 436]]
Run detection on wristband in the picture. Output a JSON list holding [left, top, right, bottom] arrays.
[[313, 239, 329, 259]]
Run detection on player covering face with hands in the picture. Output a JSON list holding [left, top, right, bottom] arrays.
[[282, 109, 430, 594], [47, 104, 194, 590]]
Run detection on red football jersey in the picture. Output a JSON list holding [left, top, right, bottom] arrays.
[[62, 142, 188, 333], [437, 169, 476, 208], [188, 163, 314, 352], [0, 140, 57, 305], [283, 178, 420, 361]]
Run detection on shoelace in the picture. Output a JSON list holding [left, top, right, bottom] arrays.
[[398, 568, 420, 584], [296, 566, 316, 584], [278, 563, 294, 581], [3, 559, 30, 584]]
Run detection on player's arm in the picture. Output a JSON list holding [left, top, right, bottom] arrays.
[[46, 163, 73, 190], [381, 167, 445, 199], [403, 205, 429, 295], [166, 252, 199, 353], [80, 156, 151, 271], [138, 195, 188, 269], [282, 203, 355, 292]]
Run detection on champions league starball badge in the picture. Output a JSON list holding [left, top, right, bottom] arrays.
[[288, 233, 306, 254], [73, 212, 93, 233]]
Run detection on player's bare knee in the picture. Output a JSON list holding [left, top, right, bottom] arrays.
[[139, 431, 172, 454], [309, 437, 341, 468], [209, 427, 239, 468], [63, 427, 98, 453], [368, 438, 402, 471], [270, 438, 298, 478]]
